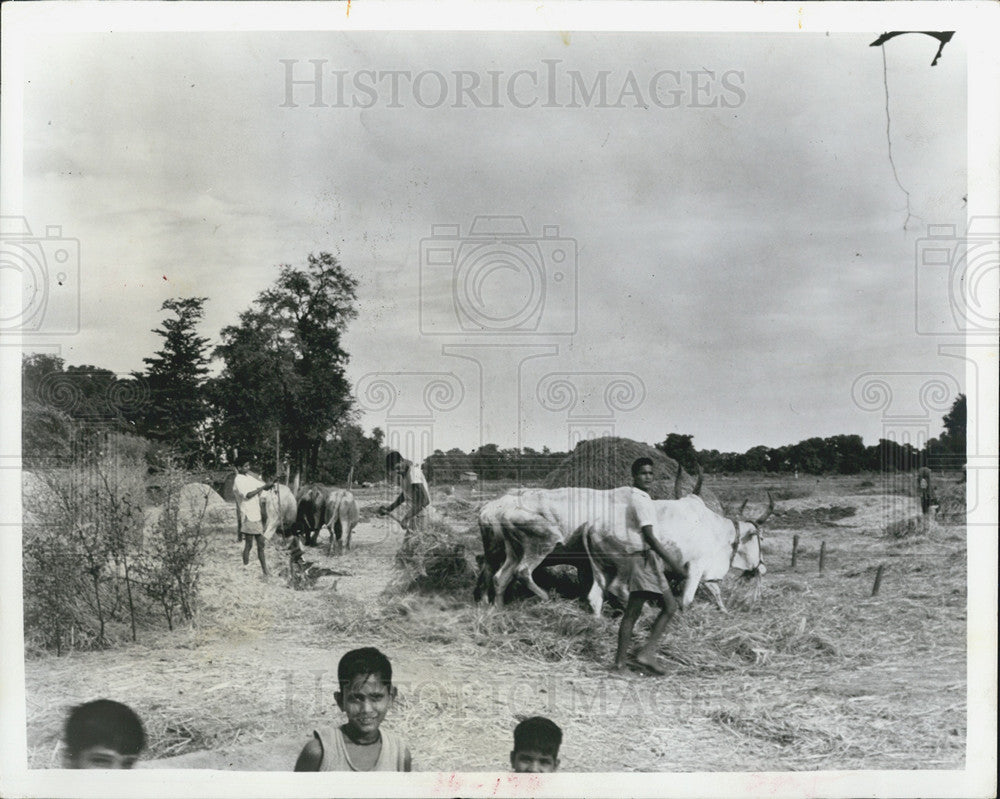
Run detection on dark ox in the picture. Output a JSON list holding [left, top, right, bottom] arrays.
[[295, 483, 359, 555]]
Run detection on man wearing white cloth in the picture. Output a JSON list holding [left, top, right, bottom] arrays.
[[613, 457, 687, 675]]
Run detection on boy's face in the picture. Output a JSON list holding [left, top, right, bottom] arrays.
[[67, 746, 138, 769], [633, 464, 654, 492], [335, 674, 395, 737], [391, 461, 408, 481], [510, 748, 559, 773]]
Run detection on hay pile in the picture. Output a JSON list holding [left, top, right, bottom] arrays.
[[885, 515, 937, 539], [543, 437, 723, 513], [388, 515, 478, 594], [433, 493, 481, 520], [179, 483, 231, 525], [142, 483, 232, 537], [935, 481, 966, 522]]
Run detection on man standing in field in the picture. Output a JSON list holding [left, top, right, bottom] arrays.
[[233, 462, 271, 576], [917, 466, 933, 516], [613, 457, 687, 675], [377, 451, 432, 532]]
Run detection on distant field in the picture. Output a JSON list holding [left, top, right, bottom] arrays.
[[24, 472, 966, 773]]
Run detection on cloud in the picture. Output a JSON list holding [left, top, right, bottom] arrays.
[[19, 30, 967, 452]]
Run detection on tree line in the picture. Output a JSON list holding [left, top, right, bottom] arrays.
[[22, 253, 384, 486], [657, 397, 966, 476], [422, 394, 965, 482], [21, 249, 966, 484]]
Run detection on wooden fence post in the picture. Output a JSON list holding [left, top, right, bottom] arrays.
[[791, 534, 799, 568], [872, 564, 885, 596], [819, 541, 826, 573]]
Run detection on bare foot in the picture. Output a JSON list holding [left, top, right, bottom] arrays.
[[632, 656, 666, 675]]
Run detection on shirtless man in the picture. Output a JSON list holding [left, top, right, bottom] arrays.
[[377, 451, 431, 532]]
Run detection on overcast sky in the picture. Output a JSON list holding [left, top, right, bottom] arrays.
[[14, 28, 971, 455]]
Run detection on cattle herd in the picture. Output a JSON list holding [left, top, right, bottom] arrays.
[[232, 465, 772, 618], [231, 472, 361, 555]]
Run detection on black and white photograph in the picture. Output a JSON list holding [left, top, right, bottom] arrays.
[[1, 3, 997, 798]]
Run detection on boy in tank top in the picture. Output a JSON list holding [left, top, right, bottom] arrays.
[[294, 647, 411, 772]]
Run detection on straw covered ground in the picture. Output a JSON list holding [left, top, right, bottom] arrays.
[[23, 473, 967, 773]]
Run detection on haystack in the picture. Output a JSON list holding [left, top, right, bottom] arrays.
[[179, 483, 231, 525], [543, 437, 723, 514], [389, 515, 478, 594], [935, 481, 966, 523]]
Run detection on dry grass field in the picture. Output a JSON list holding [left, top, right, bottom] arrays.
[[23, 473, 967, 773]]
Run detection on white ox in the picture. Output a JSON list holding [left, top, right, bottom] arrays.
[[489, 486, 643, 613], [260, 484, 298, 539], [487, 486, 771, 616], [477, 469, 701, 605], [582, 493, 772, 615]]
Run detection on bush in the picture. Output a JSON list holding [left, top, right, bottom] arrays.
[[135, 467, 211, 629], [24, 436, 147, 651], [23, 446, 212, 652]]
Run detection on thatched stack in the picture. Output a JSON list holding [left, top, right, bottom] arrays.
[[389, 515, 478, 594], [543, 436, 723, 514], [178, 483, 232, 525]]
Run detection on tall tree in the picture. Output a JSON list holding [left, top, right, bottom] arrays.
[[211, 253, 358, 476], [138, 297, 211, 464], [657, 433, 698, 472], [939, 394, 966, 457]]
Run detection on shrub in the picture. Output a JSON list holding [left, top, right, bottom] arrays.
[[135, 466, 211, 628], [24, 435, 147, 650], [23, 445, 212, 652]]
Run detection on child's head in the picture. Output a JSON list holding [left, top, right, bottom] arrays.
[[63, 699, 146, 769], [510, 716, 561, 773], [631, 457, 655, 490], [335, 647, 396, 737]]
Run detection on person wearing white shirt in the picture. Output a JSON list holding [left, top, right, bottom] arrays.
[[613, 457, 687, 675], [377, 451, 432, 531]]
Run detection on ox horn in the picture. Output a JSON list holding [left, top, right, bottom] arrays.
[[754, 491, 775, 526], [693, 465, 704, 496], [737, 499, 749, 518], [673, 466, 684, 499]]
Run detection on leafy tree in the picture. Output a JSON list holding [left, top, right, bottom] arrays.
[[657, 433, 699, 472], [320, 424, 384, 485], [826, 434, 867, 474], [138, 298, 211, 465], [22, 402, 76, 466], [23, 354, 140, 428], [939, 394, 966, 456], [22, 354, 145, 466], [789, 437, 826, 475], [211, 253, 358, 476]]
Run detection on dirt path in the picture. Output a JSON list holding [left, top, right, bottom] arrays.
[[24, 491, 967, 774]]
